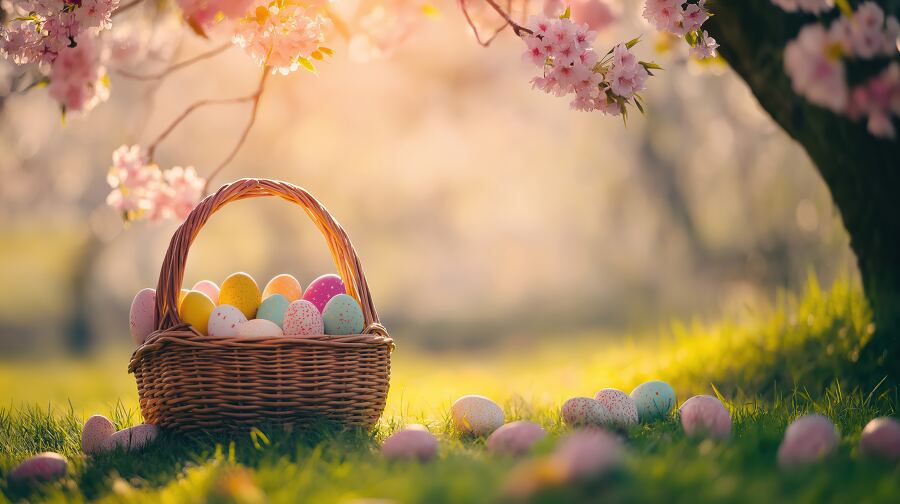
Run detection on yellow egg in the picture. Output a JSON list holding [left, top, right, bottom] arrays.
[[177, 288, 190, 309], [262, 274, 303, 302], [218, 272, 261, 319], [178, 291, 215, 335]]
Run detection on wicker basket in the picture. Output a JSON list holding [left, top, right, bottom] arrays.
[[128, 178, 393, 433]]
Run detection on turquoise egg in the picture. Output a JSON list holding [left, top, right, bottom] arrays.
[[256, 294, 290, 328], [630, 380, 676, 422], [322, 294, 364, 335]]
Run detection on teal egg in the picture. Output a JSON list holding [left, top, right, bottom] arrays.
[[257, 294, 290, 328], [630, 381, 676, 422], [322, 294, 364, 335]]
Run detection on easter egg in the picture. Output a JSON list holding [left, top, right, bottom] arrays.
[[82, 415, 115, 455], [777, 414, 839, 467], [178, 290, 215, 335], [257, 294, 290, 328], [302, 274, 346, 312], [263, 274, 303, 302], [594, 389, 638, 427], [451, 395, 505, 436], [322, 294, 365, 335], [192, 280, 220, 304], [178, 288, 190, 309], [552, 429, 623, 481], [561, 397, 609, 428], [630, 380, 676, 421], [487, 421, 547, 456], [103, 424, 159, 452], [679, 395, 731, 439], [382, 428, 439, 461], [218, 272, 261, 319], [9, 452, 68, 482], [860, 417, 900, 461], [207, 305, 248, 337], [236, 318, 284, 337], [283, 300, 325, 336], [129, 288, 157, 346]]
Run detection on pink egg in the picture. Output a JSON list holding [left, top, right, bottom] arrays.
[[487, 421, 547, 456], [679, 395, 731, 439], [860, 417, 900, 461], [103, 424, 159, 452], [382, 428, 439, 461], [129, 288, 156, 346], [9, 452, 68, 482], [192, 280, 220, 304], [570, 0, 617, 32], [552, 428, 623, 481], [301, 274, 346, 313], [594, 389, 639, 427], [207, 304, 248, 337], [82, 414, 115, 455], [777, 414, 839, 467], [561, 397, 609, 428], [236, 318, 283, 337], [283, 300, 325, 336]]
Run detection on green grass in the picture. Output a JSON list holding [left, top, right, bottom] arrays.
[[1, 278, 898, 503]]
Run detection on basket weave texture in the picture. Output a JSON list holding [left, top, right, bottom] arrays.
[[128, 178, 393, 433]]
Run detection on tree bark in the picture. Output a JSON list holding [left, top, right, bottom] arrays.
[[705, 1, 900, 382]]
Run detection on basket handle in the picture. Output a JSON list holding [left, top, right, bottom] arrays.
[[154, 178, 386, 336]]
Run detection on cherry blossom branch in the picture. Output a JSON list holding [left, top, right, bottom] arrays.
[[146, 68, 268, 163], [116, 43, 233, 81], [112, 0, 145, 18], [482, 0, 532, 37], [202, 67, 271, 193], [459, 0, 511, 47]]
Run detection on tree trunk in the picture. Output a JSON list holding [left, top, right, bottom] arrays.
[[706, 1, 900, 382]]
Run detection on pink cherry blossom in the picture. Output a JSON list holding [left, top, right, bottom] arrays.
[[642, 0, 684, 34], [607, 43, 648, 99], [784, 24, 848, 113], [690, 31, 719, 60], [232, 2, 331, 74], [48, 37, 110, 113], [682, 1, 709, 34]]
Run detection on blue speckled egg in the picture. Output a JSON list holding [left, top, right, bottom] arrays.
[[630, 380, 676, 421], [322, 294, 364, 335], [257, 294, 290, 328]]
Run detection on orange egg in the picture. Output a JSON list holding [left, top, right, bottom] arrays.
[[262, 274, 303, 302]]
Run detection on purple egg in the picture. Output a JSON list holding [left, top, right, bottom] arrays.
[[9, 452, 68, 482], [301, 274, 346, 313], [382, 428, 439, 462], [859, 417, 900, 461], [487, 421, 547, 456], [679, 395, 731, 439], [777, 414, 839, 467]]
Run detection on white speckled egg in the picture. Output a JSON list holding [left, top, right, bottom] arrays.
[[562, 397, 609, 428], [82, 415, 115, 455], [322, 294, 365, 335], [679, 395, 731, 439], [283, 300, 324, 336], [9, 452, 68, 482], [382, 428, 439, 461], [552, 429, 623, 481], [207, 304, 248, 337], [487, 421, 547, 456], [860, 417, 900, 461], [630, 380, 676, 422], [103, 424, 159, 452], [236, 318, 283, 337], [192, 280, 220, 304], [777, 414, 839, 467], [451, 395, 505, 436], [129, 288, 156, 346], [594, 389, 639, 427]]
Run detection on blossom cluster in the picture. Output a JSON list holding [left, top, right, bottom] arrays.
[[0, 0, 117, 112], [642, 0, 718, 59], [232, 1, 332, 74], [522, 14, 655, 116], [106, 145, 206, 222], [770, 0, 834, 14], [783, 2, 900, 137]]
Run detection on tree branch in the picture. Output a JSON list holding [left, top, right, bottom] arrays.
[[460, 0, 512, 47], [116, 43, 232, 81], [482, 0, 533, 36]]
